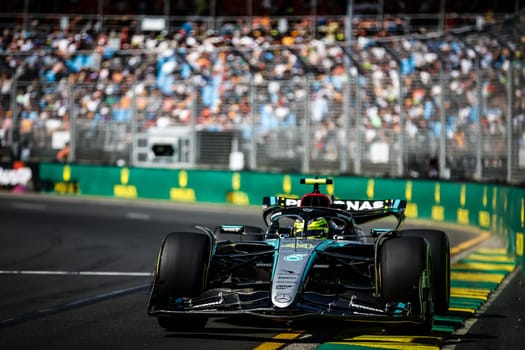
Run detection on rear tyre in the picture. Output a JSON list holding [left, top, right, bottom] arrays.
[[154, 232, 211, 331], [399, 229, 450, 315], [380, 236, 433, 332]]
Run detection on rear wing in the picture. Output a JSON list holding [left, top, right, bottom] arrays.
[[262, 177, 406, 227], [262, 196, 407, 225], [334, 199, 407, 225]]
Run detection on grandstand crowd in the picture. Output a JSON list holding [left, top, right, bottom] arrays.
[[0, 11, 524, 166]]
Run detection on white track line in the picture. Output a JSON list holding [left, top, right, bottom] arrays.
[[0, 270, 153, 276], [11, 202, 46, 211], [0, 283, 150, 328], [126, 212, 151, 220]]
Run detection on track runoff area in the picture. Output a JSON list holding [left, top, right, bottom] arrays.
[[253, 229, 518, 350]]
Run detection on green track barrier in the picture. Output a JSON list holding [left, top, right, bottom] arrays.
[[38, 163, 524, 270]]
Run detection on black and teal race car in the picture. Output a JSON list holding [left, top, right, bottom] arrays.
[[147, 178, 450, 332]]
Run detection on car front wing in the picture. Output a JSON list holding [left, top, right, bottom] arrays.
[[148, 288, 427, 325]]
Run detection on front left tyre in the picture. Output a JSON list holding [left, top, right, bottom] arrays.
[[380, 236, 433, 332], [399, 229, 450, 315]]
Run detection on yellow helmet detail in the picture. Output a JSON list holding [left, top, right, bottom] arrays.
[[293, 219, 305, 235], [292, 217, 329, 238], [307, 217, 329, 235]]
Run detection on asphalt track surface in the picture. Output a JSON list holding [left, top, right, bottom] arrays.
[[0, 192, 522, 350]]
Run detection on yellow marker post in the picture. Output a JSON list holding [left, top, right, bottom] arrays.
[[367, 179, 374, 199], [283, 175, 292, 194], [114, 167, 137, 198], [170, 170, 195, 202]]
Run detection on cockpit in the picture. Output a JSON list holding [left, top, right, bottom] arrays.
[[266, 207, 357, 240]]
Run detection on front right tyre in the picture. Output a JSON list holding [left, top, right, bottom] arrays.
[[152, 232, 211, 331]]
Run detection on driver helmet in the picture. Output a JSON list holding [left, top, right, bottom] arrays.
[[293, 217, 330, 238]]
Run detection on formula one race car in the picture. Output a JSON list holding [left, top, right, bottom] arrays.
[[147, 178, 450, 332]]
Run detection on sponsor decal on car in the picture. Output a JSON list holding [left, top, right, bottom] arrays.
[[284, 254, 306, 262], [282, 243, 315, 249], [276, 284, 294, 289], [333, 200, 387, 211], [274, 293, 293, 303]]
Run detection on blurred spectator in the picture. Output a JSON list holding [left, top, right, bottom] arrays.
[[0, 10, 521, 168], [56, 141, 70, 162]]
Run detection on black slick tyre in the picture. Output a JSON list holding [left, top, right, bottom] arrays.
[[399, 229, 450, 315], [154, 232, 211, 331], [380, 236, 433, 332]]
